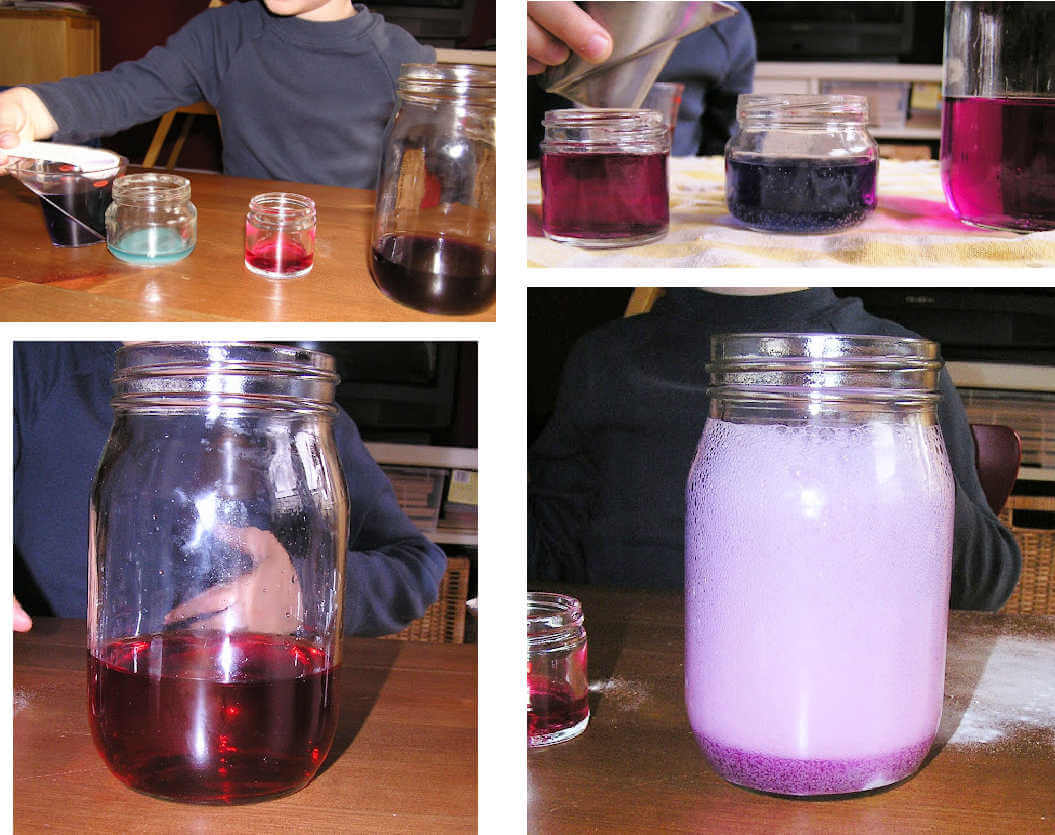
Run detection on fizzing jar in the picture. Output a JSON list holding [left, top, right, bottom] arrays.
[[371, 64, 496, 315], [88, 343, 348, 804], [245, 192, 317, 279], [540, 108, 670, 247], [105, 173, 197, 264], [941, 2, 1055, 232], [685, 334, 955, 796], [725, 95, 878, 233], [527, 592, 589, 747]]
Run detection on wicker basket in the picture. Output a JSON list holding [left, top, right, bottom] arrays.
[[381, 556, 471, 643], [998, 494, 1055, 615]]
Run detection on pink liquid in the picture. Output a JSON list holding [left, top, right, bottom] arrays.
[[89, 631, 338, 803], [527, 640, 589, 746], [685, 420, 954, 794], [540, 152, 669, 245], [244, 227, 315, 277], [940, 96, 1055, 232]]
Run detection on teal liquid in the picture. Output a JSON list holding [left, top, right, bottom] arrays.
[[108, 227, 194, 266]]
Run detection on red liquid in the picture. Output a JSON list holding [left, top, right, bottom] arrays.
[[370, 233, 496, 315], [940, 96, 1055, 232], [527, 676, 589, 742], [88, 631, 339, 804], [540, 152, 669, 244], [244, 238, 314, 277]]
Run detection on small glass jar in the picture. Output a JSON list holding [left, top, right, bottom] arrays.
[[725, 95, 878, 234], [245, 192, 317, 279], [686, 333, 955, 796], [527, 592, 589, 747], [105, 173, 196, 264], [371, 64, 496, 315], [540, 109, 670, 248]]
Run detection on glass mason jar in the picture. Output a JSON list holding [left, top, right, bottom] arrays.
[[244, 192, 317, 279], [540, 108, 670, 248], [685, 333, 955, 796], [105, 173, 197, 265], [527, 592, 589, 747], [370, 63, 496, 315], [725, 95, 878, 233], [941, 2, 1055, 232], [88, 342, 348, 804]]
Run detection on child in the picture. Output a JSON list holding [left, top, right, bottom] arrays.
[[0, 0, 434, 187]]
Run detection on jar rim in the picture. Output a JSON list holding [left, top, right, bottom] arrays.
[[112, 172, 192, 204], [540, 108, 670, 153], [527, 592, 584, 644], [247, 192, 316, 228], [737, 94, 871, 124], [398, 62, 496, 104]]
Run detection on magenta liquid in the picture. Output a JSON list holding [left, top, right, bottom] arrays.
[[88, 631, 338, 803], [685, 420, 954, 795], [244, 224, 315, 278], [940, 96, 1055, 232], [527, 640, 589, 747], [540, 152, 669, 246]]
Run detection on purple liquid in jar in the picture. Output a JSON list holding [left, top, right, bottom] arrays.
[[940, 96, 1055, 233], [725, 156, 877, 233], [540, 152, 669, 246]]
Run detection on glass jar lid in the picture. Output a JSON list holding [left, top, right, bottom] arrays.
[[398, 63, 496, 106], [736, 94, 871, 127], [541, 108, 670, 154]]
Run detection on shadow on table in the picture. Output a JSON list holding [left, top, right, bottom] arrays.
[[317, 639, 401, 775], [587, 617, 628, 718]]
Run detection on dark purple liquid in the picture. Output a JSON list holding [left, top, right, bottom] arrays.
[[527, 676, 589, 742], [38, 184, 111, 246], [697, 735, 933, 796], [88, 631, 338, 804], [540, 152, 669, 244], [940, 96, 1055, 232], [370, 233, 496, 315], [726, 156, 877, 233]]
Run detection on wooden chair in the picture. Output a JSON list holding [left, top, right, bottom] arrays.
[[999, 496, 1055, 615], [624, 287, 664, 316], [969, 424, 1022, 515], [380, 556, 472, 643], [141, 0, 223, 169]]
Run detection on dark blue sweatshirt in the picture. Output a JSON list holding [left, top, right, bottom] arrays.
[[13, 341, 446, 636], [29, 2, 434, 187]]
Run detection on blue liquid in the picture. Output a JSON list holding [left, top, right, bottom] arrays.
[[726, 156, 877, 233], [107, 227, 194, 265]]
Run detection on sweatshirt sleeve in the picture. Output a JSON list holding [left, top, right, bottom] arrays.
[[27, 6, 239, 144], [334, 409, 447, 636]]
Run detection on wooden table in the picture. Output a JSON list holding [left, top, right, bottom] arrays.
[[0, 171, 496, 321], [528, 587, 1055, 833], [14, 619, 477, 832]]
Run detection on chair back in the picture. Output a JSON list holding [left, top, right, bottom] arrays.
[[999, 495, 1055, 615], [970, 423, 1022, 515], [380, 557, 472, 643]]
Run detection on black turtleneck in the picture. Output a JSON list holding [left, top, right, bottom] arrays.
[[528, 288, 1021, 611]]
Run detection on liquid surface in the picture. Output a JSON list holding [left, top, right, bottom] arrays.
[[725, 156, 877, 233], [685, 420, 954, 794], [38, 185, 111, 246], [370, 233, 496, 315], [245, 238, 315, 277], [940, 96, 1055, 232], [89, 631, 338, 804], [540, 152, 669, 244]]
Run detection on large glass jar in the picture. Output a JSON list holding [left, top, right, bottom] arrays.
[[685, 333, 955, 796], [940, 2, 1055, 232], [88, 342, 348, 804], [370, 63, 496, 315], [725, 95, 878, 233], [540, 108, 670, 248], [105, 173, 197, 265]]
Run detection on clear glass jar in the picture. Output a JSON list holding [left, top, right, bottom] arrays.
[[540, 108, 670, 248], [245, 192, 317, 279], [685, 333, 955, 796], [725, 95, 878, 233], [105, 173, 197, 264], [527, 592, 589, 747], [88, 342, 348, 804], [941, 2, 1055, 232], [371, 64, 496, 315]]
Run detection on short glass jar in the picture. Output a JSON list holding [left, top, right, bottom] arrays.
[[540, 108, 670, 248], [245, 192, 317, 279], [105, 173, 197, 264], [527, 592, 589, 747], [725, 95, 878, 234]]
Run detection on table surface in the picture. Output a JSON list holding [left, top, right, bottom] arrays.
[[14, 619, 477, 833], [527, 156, 1055, 268], [0, 170, 496, 322], [527, 586, 1055, 834]]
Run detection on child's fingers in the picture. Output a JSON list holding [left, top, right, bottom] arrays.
[[527, 2, 613, 68]]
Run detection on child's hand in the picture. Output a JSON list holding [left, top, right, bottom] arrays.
[[13, 596, 32, 632], [0, 88, 59, 174], [527, 2, 613, 75]]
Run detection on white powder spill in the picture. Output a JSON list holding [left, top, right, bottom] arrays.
[[589, 677, 651, 712], [947, 635, 1055, 747], [13, 689, 29, 714]]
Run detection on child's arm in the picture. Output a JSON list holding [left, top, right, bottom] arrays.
[[0, 88, 59, 172]]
